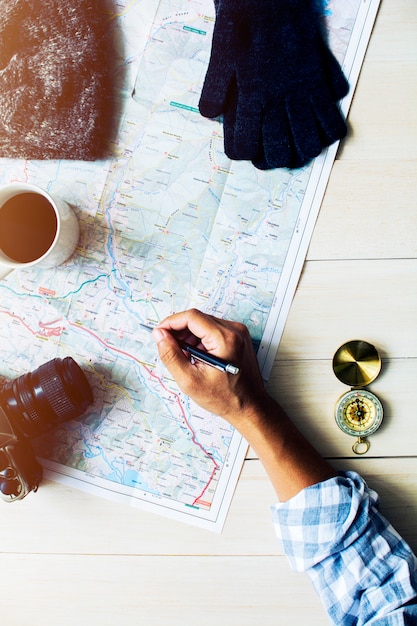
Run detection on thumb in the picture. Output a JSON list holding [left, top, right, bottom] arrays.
[[152, 327, 190, 380]]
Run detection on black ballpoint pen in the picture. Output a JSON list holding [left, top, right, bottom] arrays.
[[140, 323, 240, 375]]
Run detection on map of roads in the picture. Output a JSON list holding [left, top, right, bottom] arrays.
[[0, 0, 379, 530]]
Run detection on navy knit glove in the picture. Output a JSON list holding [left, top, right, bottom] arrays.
[[199, 0, 349, 169]]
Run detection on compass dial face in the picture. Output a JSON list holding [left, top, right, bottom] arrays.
[[335, 389, 383, 437]]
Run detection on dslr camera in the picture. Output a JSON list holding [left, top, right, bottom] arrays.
[[0, 357, 93, 502]]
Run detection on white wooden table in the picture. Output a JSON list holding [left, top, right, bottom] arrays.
[[1, 1, 416, 624]]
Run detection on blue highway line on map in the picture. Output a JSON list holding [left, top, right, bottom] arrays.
[[0, 271, 116, 300]]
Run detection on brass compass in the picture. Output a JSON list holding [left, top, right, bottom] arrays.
[[333, 340, 383, 455]]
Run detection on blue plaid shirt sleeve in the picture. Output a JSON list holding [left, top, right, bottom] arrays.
[[271, 471, 417, 625]]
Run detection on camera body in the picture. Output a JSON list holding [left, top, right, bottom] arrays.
[[0, 357, 93, 502]]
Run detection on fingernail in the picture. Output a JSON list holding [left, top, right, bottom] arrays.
[[151, 327, 166, 343]]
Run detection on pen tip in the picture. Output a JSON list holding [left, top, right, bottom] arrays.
[[140, 323, 154, 333]]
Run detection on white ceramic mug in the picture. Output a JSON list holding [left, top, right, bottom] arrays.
[[0, 183, 79, 280]]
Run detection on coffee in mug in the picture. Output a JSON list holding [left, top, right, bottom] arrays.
[[0, 183, 79, 279]]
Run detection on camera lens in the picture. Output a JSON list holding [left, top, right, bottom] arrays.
[[0, 357, 93, 438]]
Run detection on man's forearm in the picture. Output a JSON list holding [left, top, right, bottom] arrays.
[[235, 394, 336, 501]]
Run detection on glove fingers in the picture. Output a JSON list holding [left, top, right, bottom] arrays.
[[253, 97, 320, 171], [287, 92, 347, 167], [199, 62, 234, 118], [253, 103, 294, 169], [198, 0, 236, 118], [318, 39, 349, 101], [222, 76, 239, 159], [310, 91, 348, 145], [286, 93, 323, 166], [232, 94, 262, 160], [221, 77, 263, 161]]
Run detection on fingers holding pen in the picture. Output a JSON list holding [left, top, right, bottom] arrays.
[[151, 309, 230, 382], [154, 308, 251, 360], [154, 309, 225, 353], [151, 321, 230, 413]]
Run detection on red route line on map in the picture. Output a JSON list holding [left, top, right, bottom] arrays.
[[0, 309, 64, 338], [68, 320, 219, 506]]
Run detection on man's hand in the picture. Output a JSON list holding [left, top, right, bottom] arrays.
[[152, 308, 269, 425]]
